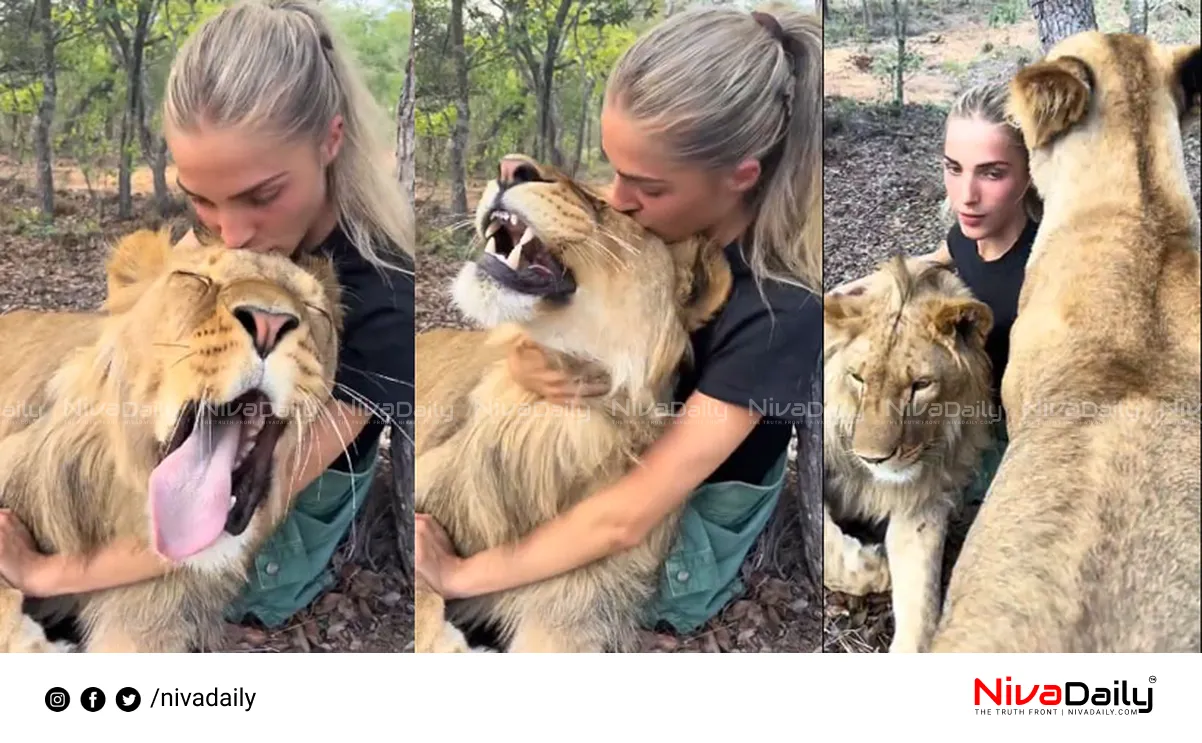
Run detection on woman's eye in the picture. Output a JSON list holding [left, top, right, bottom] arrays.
[[247, 191, 279, 207]]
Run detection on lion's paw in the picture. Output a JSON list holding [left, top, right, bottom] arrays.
[[826, 536, 892, 596]]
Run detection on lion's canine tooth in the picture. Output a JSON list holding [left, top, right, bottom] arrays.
[[485, 222, 501, 238], [518, 227, 535, 247], [485, 236, 497, 255], [506, 240, 524, 270]]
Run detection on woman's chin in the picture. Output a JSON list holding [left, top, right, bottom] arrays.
[[958, 217, 989, 240]]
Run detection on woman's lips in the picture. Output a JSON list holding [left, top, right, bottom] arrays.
[[959, 213, 986, 228]]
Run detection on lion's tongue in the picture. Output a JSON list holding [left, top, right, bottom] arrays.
[[149, 418, 241, 561]]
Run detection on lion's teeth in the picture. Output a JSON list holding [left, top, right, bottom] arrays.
[[229, 496, 236, 510], [506, 240, 524, 270], [485, 222, 501, 238], [485, 236, 497, 255], [509, 214, 518, 225], [518, 227, 535, 247]]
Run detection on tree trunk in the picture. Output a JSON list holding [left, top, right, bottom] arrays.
[[535, 0, 574, 168], [1126, 0, 1148, 34], [570, 77, 594, 177], [32, 0, 55, 222], [449, 0, 469, 215], [1028, 0, 1098, 53], [892, 0, 906, 109], [396, 18, 417, 201], [115, 2, 153, 220], [795, 362, 824, 592], [391, 418, 415, 590], [136, 42, 170, 216]]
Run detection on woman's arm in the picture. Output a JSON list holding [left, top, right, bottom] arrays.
[[8, 398, 372, 598], [423, 391, 761, 599]]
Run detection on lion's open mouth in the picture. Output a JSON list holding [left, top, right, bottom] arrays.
[[477, 208, 576, 297], [149, 389, 288, 561]]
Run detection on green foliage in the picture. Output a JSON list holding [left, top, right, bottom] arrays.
[[414, 0, 657, 188], [986, 0, 1025, 28], [1, 0, 408, 183]]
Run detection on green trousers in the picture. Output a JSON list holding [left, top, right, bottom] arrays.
[[642, 449, 789, 634], [224, 442, 380, 628]]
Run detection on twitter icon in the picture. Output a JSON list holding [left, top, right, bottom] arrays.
[[116, 687, 141, 712]]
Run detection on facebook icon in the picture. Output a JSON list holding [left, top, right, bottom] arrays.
[[81, 687, 106, 712]]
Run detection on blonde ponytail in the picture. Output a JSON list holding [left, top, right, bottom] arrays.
[[164, 0, 414, 274], [605, 3, 823, 296]]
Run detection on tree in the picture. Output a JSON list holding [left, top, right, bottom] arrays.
[[1127, 0, 1148, 34], [1028, 0, 1098, 53], [449, 0, 468, 215], [31, 0, 55, 221], [396, 11, 416, 201]]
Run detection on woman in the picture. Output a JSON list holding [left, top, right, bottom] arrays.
[[416, 5, 824, 638], [832, 80, 1042, 503], [0, 0, 415, 632]]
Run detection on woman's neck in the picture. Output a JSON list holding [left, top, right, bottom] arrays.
[[706, 204, 755, 248], [977, 213, 1028, 262], [300, 200, 340, 253]]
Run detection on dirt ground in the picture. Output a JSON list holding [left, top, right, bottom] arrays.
[[415, 190, 824, 653], [0, 171, 414, 653], [821, 4, 1202, 651]]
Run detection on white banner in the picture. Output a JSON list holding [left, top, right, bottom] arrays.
[[1, 652, 1196, 739]]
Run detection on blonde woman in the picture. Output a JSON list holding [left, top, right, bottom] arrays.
[[0, 0, 414, 632], [416, 5, 823, 638], [832, 80, 1042, 503]]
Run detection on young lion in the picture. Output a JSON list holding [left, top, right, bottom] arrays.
[[415, 155, 731, 653], [823, 256, 995, 653], [930, 32, 1201, 652], [0, 229, 341, 653]]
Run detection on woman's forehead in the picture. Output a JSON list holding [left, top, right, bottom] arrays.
[[943, 117, 1020, 163], [169, 127, 308, 196]]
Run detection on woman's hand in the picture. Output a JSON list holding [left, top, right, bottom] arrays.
[[0, 509, 57, 597], [415, 514, 470, 599], [508, 337, 610, 405]]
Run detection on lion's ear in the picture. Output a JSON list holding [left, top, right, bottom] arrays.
[[105, 227, 174, 297], [1171, 44, 1201, 116], [669, 236, 732, 332], [823, 289, 873, 339], [930, 297, 993, 350], [1008, 55, 1093, 150]]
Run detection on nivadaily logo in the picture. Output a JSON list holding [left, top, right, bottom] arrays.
[[974, 676, 1155, 716]]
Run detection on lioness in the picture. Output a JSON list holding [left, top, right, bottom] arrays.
[[930, 32, 1201, 652], [823, 256, 995, 652], [415, 155, 731, 653], [0, 228, 341, 652]]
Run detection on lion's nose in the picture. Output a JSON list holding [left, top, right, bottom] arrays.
[[498, 156, 541, 186], [233, 306, 299, 358]]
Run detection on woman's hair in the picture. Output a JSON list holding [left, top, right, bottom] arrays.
[[940, 80, 1044, 227], [604, 3, 823, 296], [163, 0, 413, 273]]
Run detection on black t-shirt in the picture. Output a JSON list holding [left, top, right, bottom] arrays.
[[315, 226, 415, 473], [673, 241, 822, 485], [945, 217, 1036, 411]]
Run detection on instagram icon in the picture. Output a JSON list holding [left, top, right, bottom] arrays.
[[44, 687, 70, 712]]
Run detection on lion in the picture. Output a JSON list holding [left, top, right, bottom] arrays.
[[0, 228, 341, 653], [823, 255, 995, 653], [414, 154, 731, 653], [929, 32, 1201, 652]]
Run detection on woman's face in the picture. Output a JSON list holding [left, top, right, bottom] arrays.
[[166, 119, 341, 256], [943, 116, 1030, 241], [599, 103, 757, 244]]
